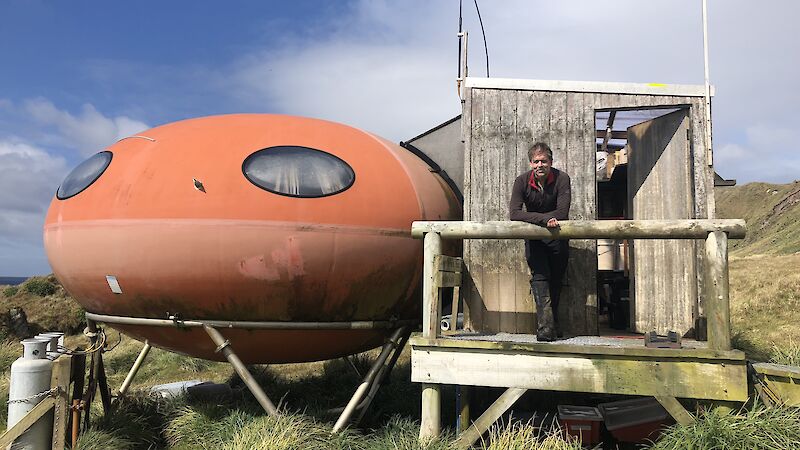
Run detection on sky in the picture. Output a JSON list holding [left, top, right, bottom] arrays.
[[0, 0, 798, 276]]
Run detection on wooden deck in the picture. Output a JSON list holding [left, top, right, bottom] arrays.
[[411, 219, 746, 443], [411, 332, 748, 402]]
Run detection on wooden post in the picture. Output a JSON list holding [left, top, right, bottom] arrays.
[[654, 395, 694, 426], [705, 231, 731, 351], [51, 355, 72, 450], [454, 387, 527, 449], [422, 232, 443, 339], [457, 386, 471, 433], [420, 232, 442, 441]]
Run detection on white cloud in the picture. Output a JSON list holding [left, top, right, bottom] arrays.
[[0, 139, 69, 275], [22, 98, 150, 156], [714, 125, 800, 184], [0, 99, 150, 275], [228, 0, 799, 185]]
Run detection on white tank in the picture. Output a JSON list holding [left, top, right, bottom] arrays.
[[7, 338, 54, 450], [37, 332, 65, 359]]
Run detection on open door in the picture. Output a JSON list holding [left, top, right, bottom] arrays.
[[627, 108, 696, 335]]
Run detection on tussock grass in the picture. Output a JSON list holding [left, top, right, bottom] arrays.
[[771, 339, 800, 366], [219, 412, 360, 450], [73, 429, 135, 450], [0, 340, 16, 427], [650, 404, 800, 450], [1, 274, 85, 336], [365, 416, 451, 450], [165, 406, 257, 449], [21, 276, 57, 297], [2, 285, 18, 297], [482, 421, 583, 450], [0, 340, 17, 373]]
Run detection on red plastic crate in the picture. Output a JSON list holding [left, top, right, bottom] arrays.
[[557, 405, 603, 445], [598, 397, 674, 443]]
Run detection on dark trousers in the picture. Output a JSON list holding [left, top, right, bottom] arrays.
[[526, 239, 569, 331]]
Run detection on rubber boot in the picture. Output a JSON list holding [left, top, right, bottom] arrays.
[[532, 280, 556, 342], [551, 282, 564, 338]]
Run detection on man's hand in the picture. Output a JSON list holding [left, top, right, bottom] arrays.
[[546, 218, 559, 228]]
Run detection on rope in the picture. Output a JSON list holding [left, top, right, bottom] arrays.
[[59, 327, 109, 356]]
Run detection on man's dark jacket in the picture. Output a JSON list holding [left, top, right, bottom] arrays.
[[509, 168, 571, 226]]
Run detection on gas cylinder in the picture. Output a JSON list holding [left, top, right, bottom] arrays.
[[8, 338, 54, 450]]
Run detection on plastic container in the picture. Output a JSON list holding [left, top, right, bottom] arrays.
[[598, 397, 673, 443], [557, 405, 603, 445]]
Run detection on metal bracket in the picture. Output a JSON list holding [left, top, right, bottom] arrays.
[[214, 340, 231, 353]]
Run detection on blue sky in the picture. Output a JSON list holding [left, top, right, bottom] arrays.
[[1, 0, 798, 276]]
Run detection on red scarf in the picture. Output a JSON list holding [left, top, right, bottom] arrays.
[[529, 170, 555, 192]]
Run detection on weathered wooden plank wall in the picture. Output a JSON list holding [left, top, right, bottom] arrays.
[[462, 87, 715, 336]]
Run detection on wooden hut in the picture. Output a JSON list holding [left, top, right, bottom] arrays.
[[411, 77, 722, 336], [408, 77, 749, 445]]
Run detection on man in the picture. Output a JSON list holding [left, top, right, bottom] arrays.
[[509, 142, 571, 341]]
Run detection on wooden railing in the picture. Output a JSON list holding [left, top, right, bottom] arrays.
[[411, 219, 746, 439], [0, 355, 72, 449]]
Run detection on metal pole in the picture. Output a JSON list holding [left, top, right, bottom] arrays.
[[353, 328, 412, 426], [85, 313, 417, 330], [70, 400, 80, 449], [702, 0, 713, 166], [202, 325, 278, 415], [118, 341, 151, 397], [332, 327, 407, 432]]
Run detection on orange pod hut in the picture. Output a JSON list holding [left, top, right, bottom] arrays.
[[44, 114, 461, 363]]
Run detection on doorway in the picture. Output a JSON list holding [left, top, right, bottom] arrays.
[[594, 106, 696, 335]]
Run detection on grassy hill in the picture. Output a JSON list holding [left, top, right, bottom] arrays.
[[716, 180, 800, 255]]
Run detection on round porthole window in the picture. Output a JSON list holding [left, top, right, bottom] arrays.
[[243, 146, 355, 198], [56, 151, 113, 200]]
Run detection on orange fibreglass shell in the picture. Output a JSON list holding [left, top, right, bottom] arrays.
[[44, 114, 461, 363]]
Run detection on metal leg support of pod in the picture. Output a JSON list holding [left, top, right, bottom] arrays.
[[118, 341, 152, 397], [353, 327, 412, 426], [202, 325, 279, 416], [332, 326, 410, 432], [82, 319, 112, 432]]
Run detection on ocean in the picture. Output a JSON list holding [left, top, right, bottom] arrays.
[[0, 277, 28, 286]]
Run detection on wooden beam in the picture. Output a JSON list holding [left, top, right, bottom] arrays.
[[435, 255, 463, 273], [655, 396, 695, 426], [464, 77, 714, 97], [435, 272, 462, 288], [600, 111, 618, 153], [51, 355, 72, 450], [410, 335, 745, 360], [411, 219, 746, 240], [454, 387, 527, 449], [411, 344, 748, 401], [705, 231, 732, 351], [752, 363, 800, 407], [423, 232, 443, 339], [597, 129, 627, 140], [0, 397, 55, 448]]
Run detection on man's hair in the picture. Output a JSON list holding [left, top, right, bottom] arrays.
[[528, 142, 553, 161]]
